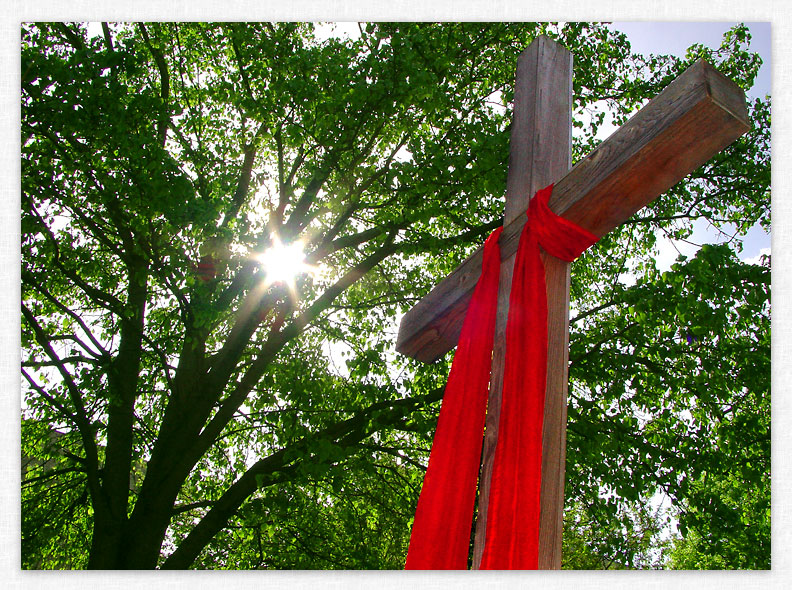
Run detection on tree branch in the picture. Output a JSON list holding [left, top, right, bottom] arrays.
[[571, 300, 619, 324], [171, 500, 216, 516], [227, 23, 255, 102], [192, 232, 400, 477], [101, 254, 149, 531], [26, 202, 124, 314], [101, 22, 114, 53], [569, 322, 640, 367], [281, 167, 333, 240], [22, 269, 110, 359], [221, 121, 269, 229], [21, 368, 78, 425], [138, 22, 171, 147], [53, 22, 85, 51], [23, 466, 85, 487], [20, 307, 102, 498], [161, 384, 443, 569]]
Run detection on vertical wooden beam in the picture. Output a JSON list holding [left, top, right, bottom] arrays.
[[472, 36, 573, 569], [537, 253, 572, 569]]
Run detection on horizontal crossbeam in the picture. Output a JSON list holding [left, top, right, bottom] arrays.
[[396, 58, 749, 363]]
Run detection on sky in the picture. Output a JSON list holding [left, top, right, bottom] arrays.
[[613, 21, 771, 101]]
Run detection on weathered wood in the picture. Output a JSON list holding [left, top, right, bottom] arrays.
[[536, 253, 572, 569], [395, 58, 749, 363], [471, 36, 572, 570], [503, 37, 574, 225]]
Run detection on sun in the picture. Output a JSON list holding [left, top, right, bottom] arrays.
[[255, 237, 314, 288]]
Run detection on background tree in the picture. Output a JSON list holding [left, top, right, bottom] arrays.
[[21, 21, 769, 569]]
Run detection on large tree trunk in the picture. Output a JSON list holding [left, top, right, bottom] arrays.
[[87, 259, 151, 569]]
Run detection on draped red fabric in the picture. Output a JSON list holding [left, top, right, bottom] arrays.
[[479, 184, 598, 569], [404, 184, 598, 570], [404, 227, 503, 570]]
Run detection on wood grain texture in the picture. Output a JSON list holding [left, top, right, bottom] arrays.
[[553, 58, 750, 236], [472, 36, 572, 570], [395, 58, 749, 363], [536, 253, 571, 569], [503, 36, 574, 225]]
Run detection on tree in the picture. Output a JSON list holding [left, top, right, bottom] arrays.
[[21, 21, 769, 569]]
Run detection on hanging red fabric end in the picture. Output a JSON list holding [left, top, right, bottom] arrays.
[[404, 227, 502, 569]]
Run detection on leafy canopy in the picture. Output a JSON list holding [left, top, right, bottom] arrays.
[[21, 21, 769, 569]]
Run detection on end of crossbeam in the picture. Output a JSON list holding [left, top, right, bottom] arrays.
[[694, 58, 751, 130], [395, 245, 486, 363], [552, 58, 750, 236]]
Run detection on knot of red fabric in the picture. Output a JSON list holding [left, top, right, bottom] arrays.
[[405, 184, 598, 570]]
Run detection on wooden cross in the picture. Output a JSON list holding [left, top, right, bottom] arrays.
[[396, 35, 749, 569]]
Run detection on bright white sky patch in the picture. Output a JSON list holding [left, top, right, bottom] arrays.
[[313, 21, 362, 42], [743, 247, 772, 266]]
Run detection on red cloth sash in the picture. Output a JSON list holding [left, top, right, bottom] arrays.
[[405, 184, 598, 570]]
